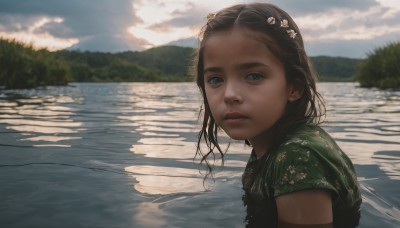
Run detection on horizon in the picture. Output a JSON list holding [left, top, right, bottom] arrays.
[[1, 37, 367, 59]]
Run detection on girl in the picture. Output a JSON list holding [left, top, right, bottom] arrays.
[[194, 3, 362, 228]]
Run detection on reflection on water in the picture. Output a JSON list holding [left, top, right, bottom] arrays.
[[133, 202, 169, 227], [125, 165, 204, 195], [121, 83, 207, 195], [319, 83, 400, 181], [0, 88, 84, 147], [1, 82, 399, 227], [318, 83, 400, 226]]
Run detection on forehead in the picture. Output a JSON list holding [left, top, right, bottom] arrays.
[[207, 28, 257, 47], [203, 27, 281, 68]]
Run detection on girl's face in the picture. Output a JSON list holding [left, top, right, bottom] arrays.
[[203, 28, 298, 145]]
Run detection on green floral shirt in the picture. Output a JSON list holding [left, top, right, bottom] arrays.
[[242, 124, 362, 227]]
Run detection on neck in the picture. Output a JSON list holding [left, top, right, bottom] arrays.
[[248, 127, 277, 159], [249, 136, 270, 159]]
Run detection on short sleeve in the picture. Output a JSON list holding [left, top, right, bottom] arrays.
[[271, 138, 338, 197]]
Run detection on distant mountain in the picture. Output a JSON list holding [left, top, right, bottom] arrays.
[[55, 45, 361, 83], [117, 45, 195, 78], [1, 37, 362, 87], [117, 46, 361, 82], [166, 37, 199, 48], [311, 56, 362, 81]]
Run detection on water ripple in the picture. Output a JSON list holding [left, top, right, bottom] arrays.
[[1, 82, 399, 227]]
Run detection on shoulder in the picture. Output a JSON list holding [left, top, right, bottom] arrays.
[[277, 124, 344, 160], [276, 189, 333, 225], [283, 124, 335, 147], [271, 124, 342, 196]]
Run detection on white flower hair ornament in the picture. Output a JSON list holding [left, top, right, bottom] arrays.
[[287, 29, 297, 39], [265, 17, 297, 39], [267, 17, 276, 25], [280, 19, 289, 28]]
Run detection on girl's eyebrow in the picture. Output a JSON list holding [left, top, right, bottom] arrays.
[[235, 62, 270, 70], [204, 61, 270, 74], [203, 66, 221, 74]]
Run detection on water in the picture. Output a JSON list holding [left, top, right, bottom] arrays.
[[0, 82, 399, 227]]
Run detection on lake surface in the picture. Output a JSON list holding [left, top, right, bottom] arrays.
[[0, 82, 399, 227]]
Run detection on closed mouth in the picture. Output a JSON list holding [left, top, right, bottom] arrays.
[[224, 112, 248, 120]]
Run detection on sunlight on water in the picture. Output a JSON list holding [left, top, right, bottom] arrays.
[[7, 125, 82, 134], [0, 88, 84, 147], [1, 83, 399, 227], [123, 83, 206, 195], [133, 202, 169, 227], [319, 83, 400, 181], [131, 143, 194, 159], [0, 101, 17, 107], [125, 165, 204, 195], [21, 135, 81, 142]]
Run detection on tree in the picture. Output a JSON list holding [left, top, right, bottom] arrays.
[[0, 39, 70, 89], [356, 41, 400, 89]]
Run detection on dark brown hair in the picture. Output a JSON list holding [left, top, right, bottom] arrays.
[[194, 3, 326, 179]]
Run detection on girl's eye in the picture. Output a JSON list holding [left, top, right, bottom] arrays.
[[207, 76, 224, 85], [245, 73, 264, 81]]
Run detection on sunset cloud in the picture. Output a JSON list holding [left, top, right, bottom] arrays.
[[0, 0, 399, 57]]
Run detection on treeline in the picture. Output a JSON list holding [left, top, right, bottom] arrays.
[[1, 38, 366, 89], [57, 46, 194, 82], [356, 41, 400, 89], [0, 39, 194, 88], [0, 39, 70, 89], [59, 46, 360, 83], [311, 56, 361, 82]]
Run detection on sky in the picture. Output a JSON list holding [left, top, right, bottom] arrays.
[[0, 0, 399, 58]]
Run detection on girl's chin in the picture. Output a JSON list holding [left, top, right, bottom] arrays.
[[225, 133, 248, 141], [221, 128, 251, 141]]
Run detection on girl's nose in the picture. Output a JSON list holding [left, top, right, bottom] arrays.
[[224, 82, 243, 104]]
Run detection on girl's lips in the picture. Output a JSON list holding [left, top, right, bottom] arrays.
[[224, 112, 248, 120]]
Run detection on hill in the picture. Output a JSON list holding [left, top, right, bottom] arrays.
[[116, 46, 194, 79], [310, 56, 361, 82], [1, 39, 362, 88], [0, 39, 70, 89], [116, 46, 361, 82]]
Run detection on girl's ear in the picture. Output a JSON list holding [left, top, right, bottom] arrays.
[[288, 85, 303, 102]]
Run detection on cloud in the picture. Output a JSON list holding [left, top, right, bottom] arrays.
[[268, 0, 379, 16], [128, 0, 245, 47], [0, 14, 79, 50], [298, 5, 400, 40], [0, 0, 140, 51], [128, 0, 205, 47], [144, 4, 206, 34], [290, 2, 400, 57], [68, 33, 150, 53], [305, 31, 400, 58], [0, 0, 399, 56]]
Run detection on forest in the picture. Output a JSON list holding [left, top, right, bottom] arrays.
[[0, 39, 70, 89], [0, 38, 371, 89], [355, 41, 400, 89]]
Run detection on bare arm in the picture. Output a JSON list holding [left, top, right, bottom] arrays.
[[276, 189, 333, 227]]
